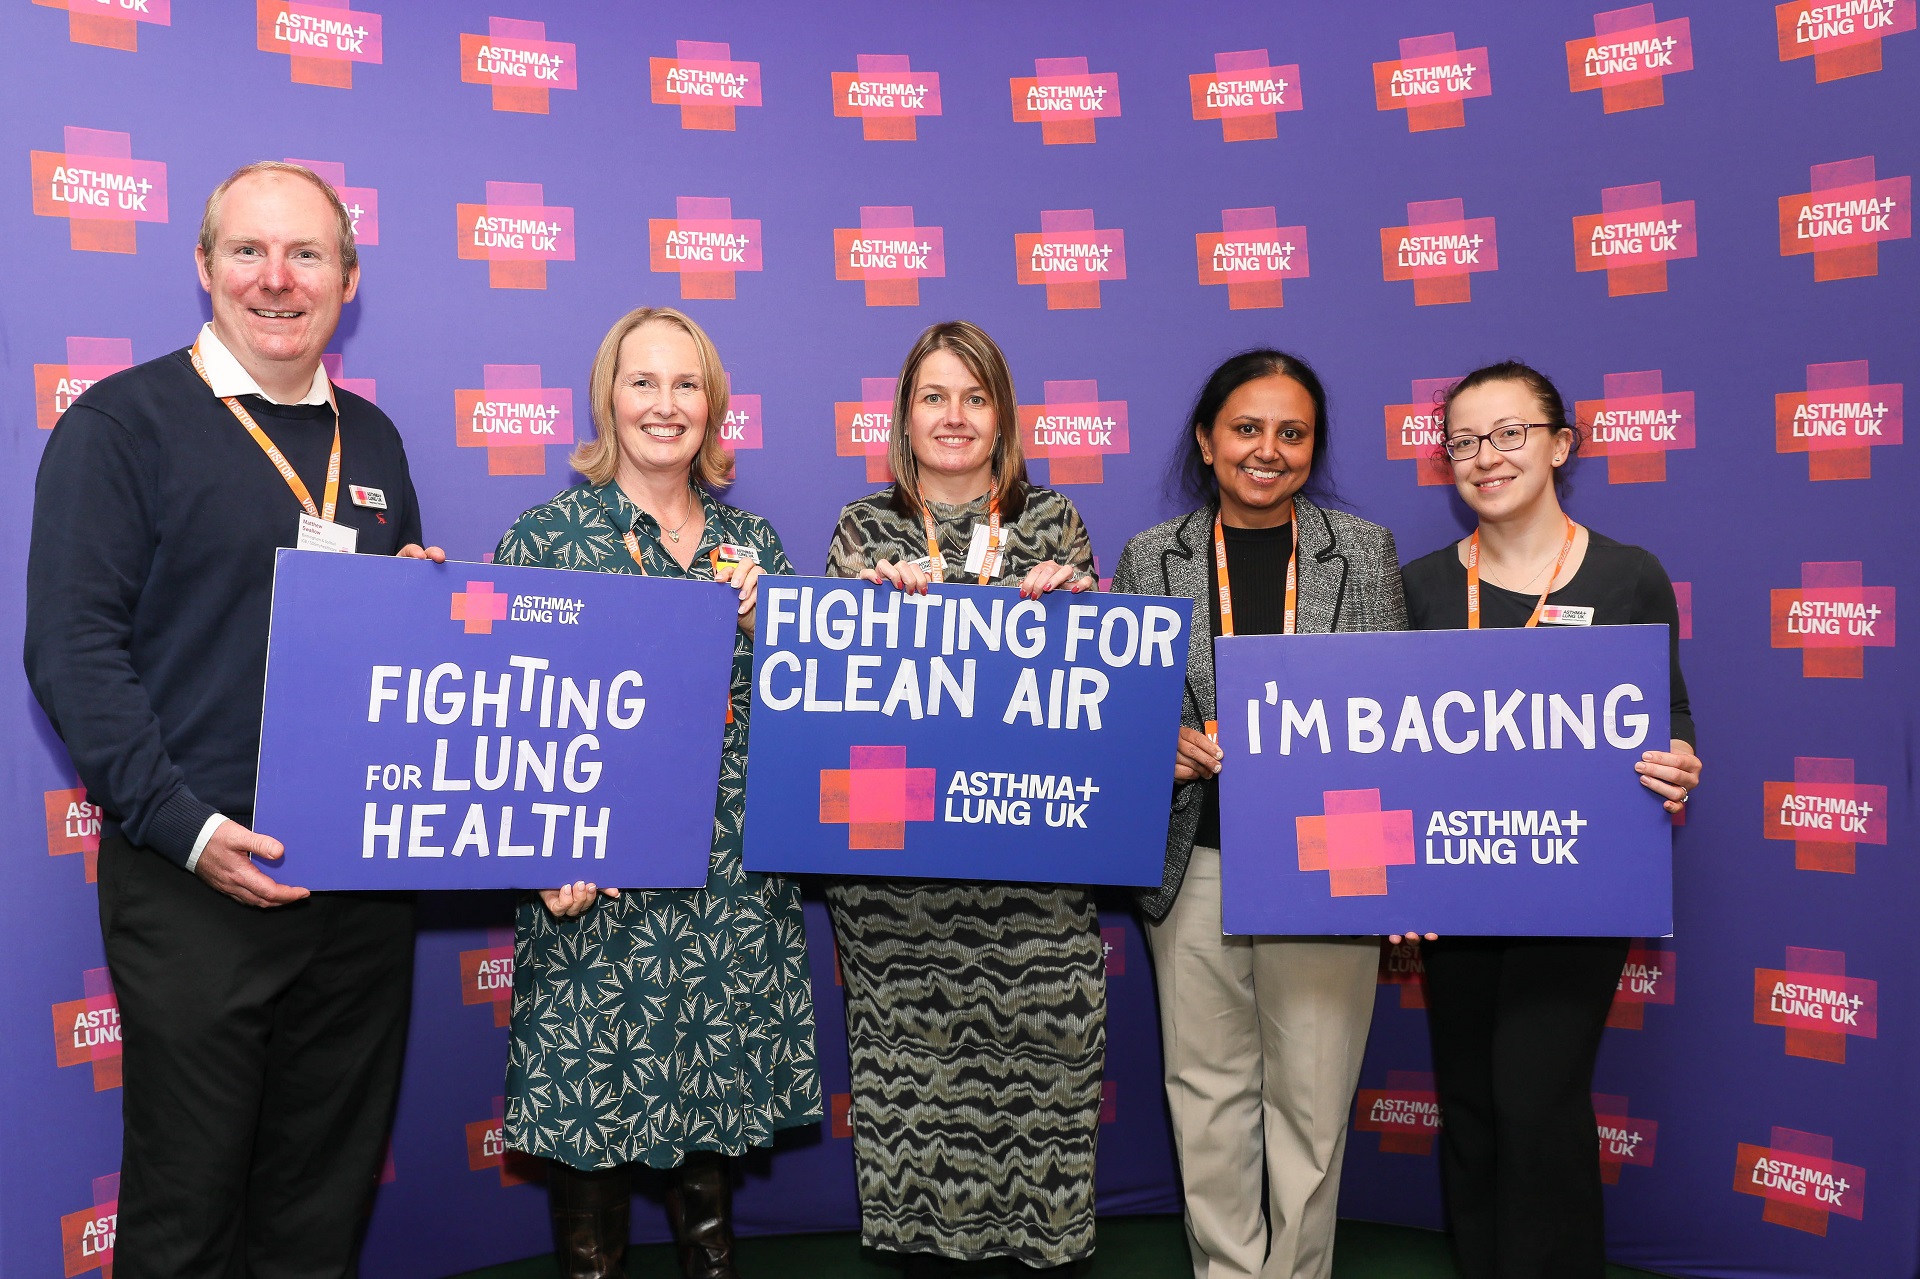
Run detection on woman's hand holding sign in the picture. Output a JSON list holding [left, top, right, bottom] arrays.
[[715, 559, 764, 634], [1640, 740, 1701, 814], [1173, 726, 1223, 783], [541, 881, 620, 918], [1018, 559, 1093, 599], [861, 557, 932, 594]]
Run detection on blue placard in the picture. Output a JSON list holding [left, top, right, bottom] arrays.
[[741, 577, 1192, 884], [1216, 626, 1673, 936], [253, 550, 737, 889]]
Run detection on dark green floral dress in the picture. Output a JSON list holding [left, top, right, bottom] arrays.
[[494, 479, 822, 1170]]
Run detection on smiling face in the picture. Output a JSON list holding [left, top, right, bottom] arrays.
[[906, 346, 998, 495], [195, 173, 357, 392], [1201, 373, 1316, 527], [610, 320, 710, 486], [1444, 378, 1572, 521]]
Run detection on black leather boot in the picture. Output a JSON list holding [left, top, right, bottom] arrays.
[[547, 1160, 631, 1279], [664, 1151, 738, 1278]]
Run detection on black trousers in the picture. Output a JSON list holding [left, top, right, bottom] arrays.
[[98, 834, 414, 1279], [1422, 935, 1630, 1279]]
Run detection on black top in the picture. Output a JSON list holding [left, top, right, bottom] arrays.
[[25, 347, 424, 866], [1196, 520, 1293, 850], [1400, 529, 1695, 748]]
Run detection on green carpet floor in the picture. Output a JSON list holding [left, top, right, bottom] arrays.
[[449, 1215, 1668, 1278]]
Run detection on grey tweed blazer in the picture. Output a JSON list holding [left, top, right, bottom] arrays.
[[1110, 496, 1409, 921]]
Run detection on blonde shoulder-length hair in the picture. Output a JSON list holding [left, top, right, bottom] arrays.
[[570, 306, 734, 490], [886, 320, 1029, 521]]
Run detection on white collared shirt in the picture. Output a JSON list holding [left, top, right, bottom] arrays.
[[194, 322, 332, 406], [185, 323, 332, 872]]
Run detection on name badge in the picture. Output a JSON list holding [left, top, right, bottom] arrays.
[[964, 523, 1005, 578], [349, 484, 387, 510], [296, 513, 359, 555], [1538, 604, 1595, 626], [710, 542, 762, 570]]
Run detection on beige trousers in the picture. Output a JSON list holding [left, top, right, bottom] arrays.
[[1145, 846, 1380, 1279]]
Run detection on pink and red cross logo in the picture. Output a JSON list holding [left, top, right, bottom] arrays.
[[1763, 756, 1887, 873], [1373, 33, 1491, 131], [1196, 209, 1309, 309], [1011, 56, 1120, 145], [1295, 789, 1415, 897], [1771, 562, 1895, 678], [1734, 1128, 1865, 1234], [835, 378, 896, 482], [284, 158, 377, 245], [466, 1096, 539, 1186], [652, 40, 761, 131], [835, 206, 945, 307], [650, 197, 762, 300], [459, 928, 515, 1028], [833, 55, 942, 141], [450, 582, 510, 635], [256, 0, 382, 89], [1779, 157, 1911, 281], [457, 181, 575, 290], [45, 785, 103, 881], [34, 0, 169, 51], [720, 383, 763, 453], [1383, 376, 1459, 486], [1018, 380, 1129, 485], [36, 337, 133, 430], [1381, 199, 1498, 305], [60, 1173, 118, 1276], [820, 747, 935, 850], [1607, 942, 1676, 1029], [1776, 361, 1902, 480], [31, 127, 168, 255], [1016, 210, 1126, 310], [1574, 370, 1696, 483], [1190, 49, 1301, 141], [454, 364, 574, 476], [1567, 6, 1693, 111], [318, 351, 374, 404], [1754, 947, 1878, 1063], [1378, 939, 1427, 1009], [1354, 1071, 1440, 1155], [1776, 0, 1914, 81], [51, 967, 121, 1091], [1573, 182, 1697, 296], [1595, 1093, 1658, 1182], [461, 18, 577, 114]]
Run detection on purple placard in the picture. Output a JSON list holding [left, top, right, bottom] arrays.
[[1217, 626, 1672, 936], [252, 550, 736, 889]]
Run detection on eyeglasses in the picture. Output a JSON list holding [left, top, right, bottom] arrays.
[[1441, 423, 1559, 461]]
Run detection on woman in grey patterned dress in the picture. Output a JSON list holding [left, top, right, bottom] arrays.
[[494, 307, 821, 1279], [823, 320, 1103, 1277]]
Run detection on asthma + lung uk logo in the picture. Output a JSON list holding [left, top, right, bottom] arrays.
[[460, 928, 514, 1026], [833, 55, 941, 140], [1295, 788, 1416, 897], [1573, 181, 1697, 296], [31, 127, 167, 254], [468, 1097, 541, 1186], [457, 182, 575, 290], [1373, 33, 1491, 131], [1010, 56, 1120, 144], [1779, 157, 1910, 281], [1606, 941, 1676, 1028], [1568, 6, 1693, 111], [835, 207, 944, 307], [1381, 199, 1498, 304], [1378, 939, 1428, 1009], [649, 197, 761, 300], [60, 1174, 118, 1276], [1770, 560, 1895, 678], [1754, 946, 1877, 1062], [1383, 376, 1459, 487], [34, 0, 168, 51], [1018, 380, 1128, 485], [820, 746, 935, 849], [835, 378, 896, 481], [1190, 49, 1301, 141], [1763, 756, 1887, 873], [256, 0, 380, 88], [45, 786, 104, 881], [1595, 1093, 1658, 1181], [285, 157, 377, 245], [1776, 361, 1901, 480], [53, 967, 122, 1091], [1016, 210, 1125, 309], [461, 17, 576, 113], [454, 365, 574, 475], [1354, 1070, 1440, 1155], [652, 40, 761, 131], [1776, 0, 1914, 81], [1734, 1128, 1864, 1235], [1574, 370, 1696, 483], [36, 338, 133, 430], [1196, 209, 1308, 309]]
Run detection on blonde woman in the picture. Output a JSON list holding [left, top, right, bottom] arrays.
[[823, 320, 1101, 1277], [494, 307, 821, 1279]]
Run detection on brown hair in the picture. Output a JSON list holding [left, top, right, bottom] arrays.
[[198, 161, 359, 285], [570, 306, 734, 490], [886, 320, 1029, 521], [1439, 360, 1582, 491]]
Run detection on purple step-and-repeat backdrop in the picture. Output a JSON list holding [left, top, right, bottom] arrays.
[[2, 2, 1913, 1276]]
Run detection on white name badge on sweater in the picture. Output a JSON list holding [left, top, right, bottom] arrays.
[[349, 484, 387, 510], [1537, 604, 1594, 626], [963, 523, 1005, 577], [296, 514, 359, 554]]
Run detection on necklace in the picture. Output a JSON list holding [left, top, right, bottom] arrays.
[[657, 494, 694, 543]]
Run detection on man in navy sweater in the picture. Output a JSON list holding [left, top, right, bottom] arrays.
[[26, 162, 444, 1277]]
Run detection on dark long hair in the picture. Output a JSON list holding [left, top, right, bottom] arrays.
[[1439, 360, 1582, 492], [1170, 349, 1333, 509]]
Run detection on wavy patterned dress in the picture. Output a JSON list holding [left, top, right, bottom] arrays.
[[822, 485, 1106, 1266], [494, 479, 822, 1171]]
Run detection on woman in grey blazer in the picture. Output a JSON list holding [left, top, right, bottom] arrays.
[[1111, 350, 1406, 1279]]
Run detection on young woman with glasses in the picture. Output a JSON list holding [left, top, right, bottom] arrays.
[[1395, 362, 1702, 1279]]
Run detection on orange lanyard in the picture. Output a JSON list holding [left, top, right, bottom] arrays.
[[621, 529, 650, 576], [1213, 511, 1297, 638], [1467, 517, 1578, 629], [189, 340, 340, 522], [921, 488, 1000, 585]]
